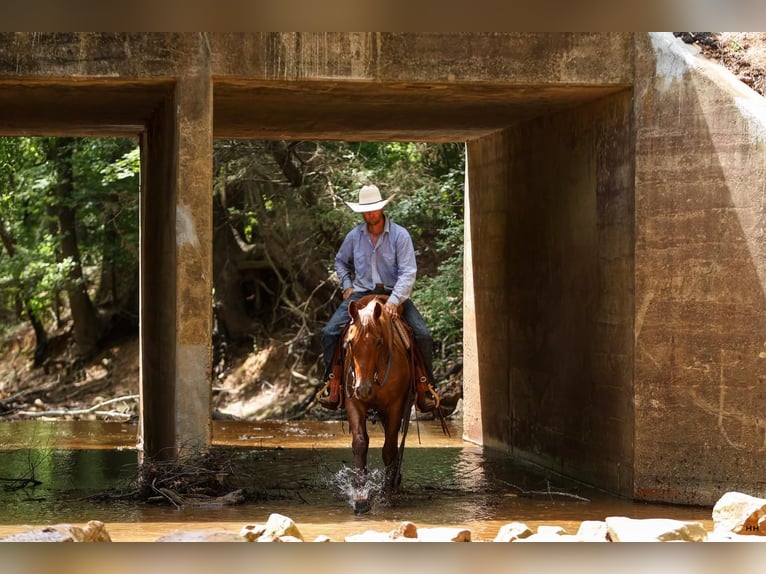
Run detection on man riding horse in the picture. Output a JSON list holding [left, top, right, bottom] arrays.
[[317, 184, 439, 413]]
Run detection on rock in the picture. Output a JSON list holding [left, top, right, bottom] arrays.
[[712, 491, 766, 536], [537, 525, 566, 536], [517, 526, 577, 542], [313, 534, 334, 542], [391, 521, 418, 539], [344, 525, 471, 542], [239, 523, 266, 541], [0, 521, 112, 543], [0, 526, 77, 542], [494, 522, 533, 542], [155, 528, 245, 542], [345, 530, 397, 542], [605, 517, 707, 542], [415, 527, 471, 542], [576, 520, 608, 542], [273, 535, 303, 542], [257, 513, 304, 542], [706, 530, 766, 542]]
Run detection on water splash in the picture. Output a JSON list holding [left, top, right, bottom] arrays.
[[330, 466, 385, 511]]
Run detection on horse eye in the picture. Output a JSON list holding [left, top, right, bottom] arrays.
[[377, 338, 383, 346]]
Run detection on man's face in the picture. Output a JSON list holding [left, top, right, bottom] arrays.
[[362, 209, 384, 226]]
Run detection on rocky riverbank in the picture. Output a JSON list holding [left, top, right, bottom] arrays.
[[2, 490, 765, 542]]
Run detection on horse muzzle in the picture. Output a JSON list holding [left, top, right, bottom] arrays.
[[353, 377, 375, 401]]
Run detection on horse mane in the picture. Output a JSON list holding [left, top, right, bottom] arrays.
[[349, 297, 400, 353]]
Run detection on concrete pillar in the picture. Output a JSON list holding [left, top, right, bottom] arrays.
[[464, 131, 512, 450], [138, 41, 213, 461]]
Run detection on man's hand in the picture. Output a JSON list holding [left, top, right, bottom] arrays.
[[385, 300, 398, 318], [343, 287, 354, 300]]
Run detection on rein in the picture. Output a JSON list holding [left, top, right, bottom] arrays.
[[378, 313, 396, 387]]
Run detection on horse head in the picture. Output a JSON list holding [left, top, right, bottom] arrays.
[[345, 297, 389, 402]]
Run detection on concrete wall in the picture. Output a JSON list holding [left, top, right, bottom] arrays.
[[465, 91, 635, 496], [632, 34, 766, 504]]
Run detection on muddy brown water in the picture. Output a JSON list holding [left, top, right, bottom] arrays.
[[0, 418, 713, 541]]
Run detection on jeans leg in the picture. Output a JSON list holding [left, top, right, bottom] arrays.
[[401, 300, 436, 383], [320, 293, 366, 380]]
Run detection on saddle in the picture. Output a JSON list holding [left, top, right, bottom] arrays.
[[315, 313, 440, 414]]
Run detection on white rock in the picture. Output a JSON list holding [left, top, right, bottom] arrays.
[[272, 535, 303, 542], [712, 491, 766, 536], [519, 533, 579, 542], [345, 530, 398, 542], [576, 520, 608, 542], [537, 525, 566, 536], [0, 521, 112, 543], [605, 517, 707, 542], [239, 523, 266, 541], [493, 522, 533, 542], [416, 527, 471, 542], [257, 513, 304, 542], [155, 528, 244, 542]]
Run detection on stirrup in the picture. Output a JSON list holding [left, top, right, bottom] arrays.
[[415, 376, 440, 413], [316, 373, 343, 410]]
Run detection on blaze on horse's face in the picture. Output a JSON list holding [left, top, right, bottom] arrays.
[[346, 299, 385, 402]]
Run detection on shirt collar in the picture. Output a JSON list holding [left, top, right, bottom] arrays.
[[361, 215, 391, 236]]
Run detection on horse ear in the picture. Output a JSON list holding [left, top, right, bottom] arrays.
[[373, 300, 382, 320], [348, 300, 359, 321]]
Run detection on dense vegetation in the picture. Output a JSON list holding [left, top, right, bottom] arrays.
[[0, 137, 465, 407]]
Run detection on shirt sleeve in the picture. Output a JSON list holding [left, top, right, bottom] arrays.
[[334, 230, 355, 291], [388, 226, 417, 306]]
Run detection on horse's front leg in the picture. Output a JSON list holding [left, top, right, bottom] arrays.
[[381, 402, 406, 495], [346, 403, 371, 514]]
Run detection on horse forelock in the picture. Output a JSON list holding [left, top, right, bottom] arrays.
[[357, 300, 385, 329]]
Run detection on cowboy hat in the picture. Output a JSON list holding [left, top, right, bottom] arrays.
[[344, 184, 396, 213]]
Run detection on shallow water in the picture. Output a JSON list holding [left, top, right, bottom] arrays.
[[0, 418, 713, 541]]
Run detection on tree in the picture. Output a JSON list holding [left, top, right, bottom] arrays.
[[44, 137, 103, 359], [0, 136, 140, 366]]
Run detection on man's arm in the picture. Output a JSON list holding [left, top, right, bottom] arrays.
[[387, 227, 417, 308], [334, 230, 356, 296]]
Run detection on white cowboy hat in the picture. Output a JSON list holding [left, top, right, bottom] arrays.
[[344, 184, 396, 213]]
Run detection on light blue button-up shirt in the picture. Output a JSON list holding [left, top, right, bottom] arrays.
[[334, 216, 417, 306]]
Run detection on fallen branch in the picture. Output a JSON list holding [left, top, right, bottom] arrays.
[[497, 479, 591, 502], [17, 394, 139, 418]]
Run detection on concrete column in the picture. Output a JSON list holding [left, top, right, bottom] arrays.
[[463, 131, 512, 449], [139, 40, 213, 461], [173, 66, 214, 455]]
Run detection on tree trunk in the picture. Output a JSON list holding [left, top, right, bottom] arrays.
[[0, 216, 48, 366], [212, 191, 260, 340], [48, 138, 103, 360]]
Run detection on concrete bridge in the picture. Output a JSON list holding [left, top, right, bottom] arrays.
[[1, 32, 764, 506]]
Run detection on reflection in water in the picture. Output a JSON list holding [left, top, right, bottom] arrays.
[[0, 419, 714, 541]]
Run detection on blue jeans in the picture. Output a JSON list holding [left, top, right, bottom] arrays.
[[321, 290, 434, 383]]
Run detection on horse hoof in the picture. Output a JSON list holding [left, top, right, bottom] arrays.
[[353, 499, 371, 515]]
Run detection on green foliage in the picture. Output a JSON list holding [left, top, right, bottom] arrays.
[[0, 136, 140, 328]]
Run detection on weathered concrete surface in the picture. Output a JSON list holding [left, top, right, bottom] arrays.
[[0, 32, 763, 506], [465, 89, 635, 495], [632, 33, 766, 504]]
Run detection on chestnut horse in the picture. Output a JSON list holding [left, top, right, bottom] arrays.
[[343, 294, 414, 514]]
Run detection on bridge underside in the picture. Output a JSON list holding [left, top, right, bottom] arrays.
[[1, 33, 764, 506]]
